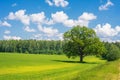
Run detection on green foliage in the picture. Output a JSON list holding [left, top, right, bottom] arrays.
[[114, 42, 120, 48], [63, 26, 106, 62], [0, 40, 64, 54], [102, 43, 120, 61]]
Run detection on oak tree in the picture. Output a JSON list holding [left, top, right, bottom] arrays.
[[63, 26, 106, 62]]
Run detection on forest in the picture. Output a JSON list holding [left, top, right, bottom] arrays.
[[0, 40, 119, 55], [0, 40, 64, 54]]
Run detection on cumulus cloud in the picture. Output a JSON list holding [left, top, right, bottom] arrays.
[[79, 12, 97, 21], [38, 25, 58, 37], [51, 11, 97, 27], [94, 23, 120, 42], [7, 10, 47, 26], [64, 19, 75, 27], [24, 26, 36, 32], [42, 27, 58, 36], [8, 10, 30, 25], [6, 10, 97, 40], [57, 33, 63, 40], [7, 10, 47, 27], [36, 24, 63, 40], [7, 10, 96, 28], [4, 30, 11, 34], [116, 26, 120, 32], [30, 12, 46, 24], [51, 11, 68, 23], [94, 23, 120, 37], [3, 35, 21, 40], [46, 0, 69, 7], [2, 21, 11, 27], [99, 0, 114, 11], [76, 12, 97, 27], [0, 21, 11, 27]]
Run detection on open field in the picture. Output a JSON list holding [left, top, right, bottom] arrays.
[[0, 53, 119, 80]]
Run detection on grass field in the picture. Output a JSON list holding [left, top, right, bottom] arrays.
[[0, 53, 119, 80]]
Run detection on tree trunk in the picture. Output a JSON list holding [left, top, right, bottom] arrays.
[[80, 53, 83, 62], [79, 47, 83, 63]]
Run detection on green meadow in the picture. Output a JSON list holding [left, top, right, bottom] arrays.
[[0, 53, 119, 80]]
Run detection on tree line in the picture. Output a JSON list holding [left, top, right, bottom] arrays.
[[101, 42, 120, 61], [0, 39, 119, 60], [0, 40, 64, 54]]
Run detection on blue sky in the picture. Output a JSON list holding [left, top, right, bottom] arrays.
[[0, 0, 120, 42]]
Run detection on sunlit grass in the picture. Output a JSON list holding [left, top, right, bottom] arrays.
[[0, 64, 76, 75], [73, 60, 119, 80], [0, 53, 118, 80]]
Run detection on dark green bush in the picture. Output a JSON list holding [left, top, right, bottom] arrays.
[[102, 43, 120, 61]]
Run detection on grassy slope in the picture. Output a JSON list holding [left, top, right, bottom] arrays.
[[74, 60, 119, 80], [0, 53, 118, 80]]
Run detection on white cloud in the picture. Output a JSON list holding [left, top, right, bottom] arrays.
[[99, 0, 114, 11], [32, 25, 63, 40], [38, 25, 58, 37], [79, 12, 97, 21], [94, 23, 120, 42], [46, 0, 69, 7], [64, 19, 75, 27], [43, 27, 58, 36], [46, 0, 53, 6], [57, 33, 63, 40], [7, 10, 46, 26], [8, 12, 15, 20], [94, 23, 120, 37], [5, 10, 97, 40], [116, 26, 120, 32], [0, 21, 11, 27], [4, 30, 11, 34], [7, 10, 96, 28], [51, 11, 74, 27], [51, 11, 68, 23], [51, 11, 96, 27], [32, 32, 63, 40], [33, 34, 42, 38], [3, 35, 21, 40], [75, 20, 89, 27], [24, 26, 36, 32], [12, 3, 17, 7], [74, 12, 96, 27], [54, 0, 69, 7], [8, 10, 30, 25], [30, 12, 46, 24]]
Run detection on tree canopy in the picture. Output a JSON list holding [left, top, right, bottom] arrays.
[[101, 42, 120, 61], [63, 26, 106, 62]]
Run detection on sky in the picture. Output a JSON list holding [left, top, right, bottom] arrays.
[[0, 0, 120, 42]]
